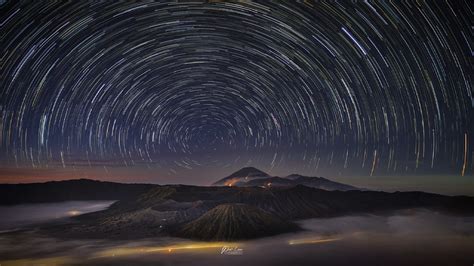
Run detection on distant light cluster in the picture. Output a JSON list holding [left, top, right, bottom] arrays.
[[0, 1, 472, 176]]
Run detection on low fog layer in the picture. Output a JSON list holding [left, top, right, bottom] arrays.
[[0, 201, 114, 231], [0, 208, 473, 265], [297, 209, 474, 236]]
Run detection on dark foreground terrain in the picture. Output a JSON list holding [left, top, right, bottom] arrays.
[[44, 183, 474, 241], [2, 167, 473, 241], [1, 209, 473, 266], [1, 169, 473, 265]]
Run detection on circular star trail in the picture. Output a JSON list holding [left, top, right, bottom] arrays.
[[0, 1, 472, 178]]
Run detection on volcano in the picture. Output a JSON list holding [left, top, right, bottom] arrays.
[[213, 167, 358, 191], [212, 167, 270, 186], [177, 203, 299, 240]]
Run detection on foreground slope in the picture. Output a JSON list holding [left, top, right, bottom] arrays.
[[177, 203, 298, 240], [47, 184, 474, 240]]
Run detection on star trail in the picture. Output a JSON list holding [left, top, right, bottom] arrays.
[[0, 1, 472, 182]]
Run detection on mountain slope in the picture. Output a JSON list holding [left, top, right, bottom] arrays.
[[177, 203, 299, 240], [212, 167, 270, 186], [48, 183, 474, 240], [212, 167, 358, 191]]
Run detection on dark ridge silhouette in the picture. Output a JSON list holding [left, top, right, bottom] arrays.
[[242, 175, 358, 191], [0, 167, 358, 206], [0, 179, 154, 205]]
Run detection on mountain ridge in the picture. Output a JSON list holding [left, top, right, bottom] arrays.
[[212, 167, 270, 186], [44, 182, 474, 240], [0, 179, 155, 205], [213, 167, 358, 191]]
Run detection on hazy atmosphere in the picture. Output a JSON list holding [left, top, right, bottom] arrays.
[[1, 207, 473, 265]]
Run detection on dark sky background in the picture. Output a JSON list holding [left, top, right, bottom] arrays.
[[0, 1, 472, 194]]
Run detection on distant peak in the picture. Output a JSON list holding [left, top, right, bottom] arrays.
[[285, 174, 304, 180], [212, 167, 270, 186], [228, 167, 269, 178], [240, 166, 263, 171]]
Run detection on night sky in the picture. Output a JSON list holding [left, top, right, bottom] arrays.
[[0, 1, 472, 191]]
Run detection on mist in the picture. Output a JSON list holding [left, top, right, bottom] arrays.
[[1, 208, 473, 265], [0, 201, 114, 231]]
